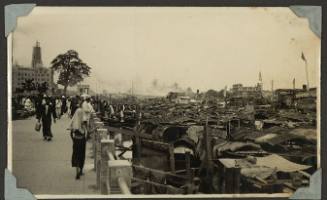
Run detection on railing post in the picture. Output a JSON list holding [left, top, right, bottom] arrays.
[[100, 139, 115, 194], [89, 115, 94, 158], [107, 160, 132, 194], [96, 127, 107, 189], [93, 121, 104, 170], [118, 177, 131, 194]]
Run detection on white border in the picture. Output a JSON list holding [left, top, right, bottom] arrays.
[[6, 7, 321, 198], [8, 32, 13, 172], [317, 43, 321, 168], [35, 193, 292, 199]]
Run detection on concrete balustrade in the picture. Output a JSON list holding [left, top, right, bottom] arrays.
[[90, 114, 132, 195], [96, 128, 108, 188], [99, 139, 115, 194], [107, 160, 132, 194], [93, 121, 104, 170], [99, 138, 132, 194]]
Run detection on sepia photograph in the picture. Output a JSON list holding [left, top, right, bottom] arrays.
[[8, 6, 320, 197]]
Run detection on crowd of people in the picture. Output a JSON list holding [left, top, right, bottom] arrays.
[[13, 94, 98, 180], [12, 93, 143, 180]]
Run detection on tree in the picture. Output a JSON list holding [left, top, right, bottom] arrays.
[[22, 78, 36, 93], [51, 50, 91, 95], [36, 82, 49, 94], [205, 89, 220, 99]]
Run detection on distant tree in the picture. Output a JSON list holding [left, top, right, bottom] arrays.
[[186, 87, 193, 94], [152, 79, 158, 87], [205, 89, 220, 99], [36, 82, 49, 94], [51, 50, 91, 96], [172, 82, 179, 91], [217, 89, 226, 98], [22, 78, 36, 93], [15, 87, 24, 93]]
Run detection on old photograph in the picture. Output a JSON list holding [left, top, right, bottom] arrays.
[[9, 7, 320, 197]]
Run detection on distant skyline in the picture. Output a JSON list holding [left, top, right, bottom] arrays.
[[13, 7, 320, 96]]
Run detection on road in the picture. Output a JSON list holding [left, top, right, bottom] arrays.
[[12, 114, 98, 195]]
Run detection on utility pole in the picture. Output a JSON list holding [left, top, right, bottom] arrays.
[[292, 78, 296, 107], [301, 52, 310, 91], [293, 78, 296, 90], [131, 80, 134, 96], [304, 59, 310, 91]]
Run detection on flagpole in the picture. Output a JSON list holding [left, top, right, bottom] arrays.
[[304, 59, 310, 91], [302, 52, 310, 91], [292, 78, 296, 106]]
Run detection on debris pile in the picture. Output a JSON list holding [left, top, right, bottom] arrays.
[[99, 96, 317, 194]]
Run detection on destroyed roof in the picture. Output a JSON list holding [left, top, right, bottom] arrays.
[[213, 141, 262, 158], [254, 133, 299, 145], [277, 110, 316, 122], [256, 154, 311, 172], [289, 128, 316, 142], [254, 129, 316, 145], [219, 154, 311, 173]]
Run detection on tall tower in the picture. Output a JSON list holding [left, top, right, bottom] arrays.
[[258, 71, 263, 91], [31, 41, 43, 68]]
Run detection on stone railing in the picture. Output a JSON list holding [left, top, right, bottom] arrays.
[[90, 113, 132, 195]]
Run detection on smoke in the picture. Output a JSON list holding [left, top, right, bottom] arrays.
[[146, 79, 188, 96]]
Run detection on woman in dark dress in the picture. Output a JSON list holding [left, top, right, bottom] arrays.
[[61, 96, 67, 116], [37, 97, 57, 141], [69, 102, 87, 179]]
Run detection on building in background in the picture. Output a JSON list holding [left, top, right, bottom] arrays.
[[77, 84, 90, 95], [229, 83, 263, 106], [12, 41, 55, 96], [230, 83, 262, 99]]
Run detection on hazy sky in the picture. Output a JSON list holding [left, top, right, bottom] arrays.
[[13, 7, 320, 96]]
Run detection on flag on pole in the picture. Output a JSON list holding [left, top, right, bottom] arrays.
[[259, 71, 262, 82], [301, 52, 307, 62]]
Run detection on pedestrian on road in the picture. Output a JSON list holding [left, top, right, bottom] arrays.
[[37, 97, 57, 141], [82, 97, 94, 140], [70, 96, 79, 118], [67, 97, 71, 116], [69, 103, 87, 180], [55, 98, 62, 119], [61, 96, 67, 116]]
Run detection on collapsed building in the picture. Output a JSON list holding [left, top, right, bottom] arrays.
[[97, 85, 317, 194]]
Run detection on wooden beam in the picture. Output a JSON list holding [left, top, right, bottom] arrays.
[[106, 126, 153, 139], [141, 139, 171, 151], [131, 177, 184, 194], [133, 165, 187, 179], [185, 152, 192, 182], [204, 119, 213, 169], [169, 144, 175, 173]]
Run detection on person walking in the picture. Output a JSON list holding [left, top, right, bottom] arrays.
[[69, 102, 87, 180], [37, 97, 57, 141], [82, 97, 94, 140], [61, 96, 67, 116], [66, 97, 71, 116], [70, 96, 79, 118], [55, 98, 62, 119]]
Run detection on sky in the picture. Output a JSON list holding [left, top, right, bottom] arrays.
[[12, 7, 320, 96]]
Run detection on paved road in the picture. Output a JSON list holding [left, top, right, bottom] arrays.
[[12, 115, 98, 195]]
